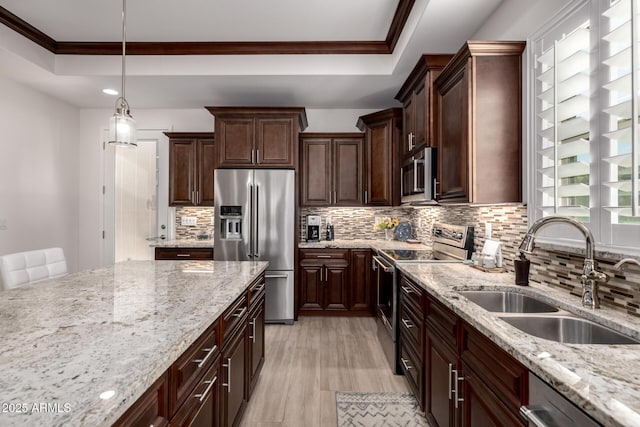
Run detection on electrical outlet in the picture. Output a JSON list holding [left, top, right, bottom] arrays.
[[211, 216, 215, 225], [484, 222, 492, 239], [181, 216, 197, 226]]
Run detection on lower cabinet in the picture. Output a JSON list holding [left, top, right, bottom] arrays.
[[298, 248, 373, 315], [221, 323, 247, 427], [155, 247, 214, 260], [114, 274, 265, 427], [424, 292, 528, 427]]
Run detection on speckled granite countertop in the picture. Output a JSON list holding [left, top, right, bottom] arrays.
[[298, 238, 428, 250], [150, 238, 214, 248], [0, 260, 268, 427], [397, 263, 640, 427]]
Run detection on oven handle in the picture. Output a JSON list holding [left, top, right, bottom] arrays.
[[372, 255, 394, 273]]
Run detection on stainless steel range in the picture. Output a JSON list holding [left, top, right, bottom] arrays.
[[373, 223, 474, 374]]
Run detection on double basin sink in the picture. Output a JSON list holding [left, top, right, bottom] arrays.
[[459, 291, 639, 345]]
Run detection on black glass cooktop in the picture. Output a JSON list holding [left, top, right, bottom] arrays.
[[379, 249, 436, 262]]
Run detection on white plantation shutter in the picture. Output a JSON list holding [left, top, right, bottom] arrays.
[[530, 0, 640, 251], [601, 0, 640, 245], [534, 6, 591, 221]]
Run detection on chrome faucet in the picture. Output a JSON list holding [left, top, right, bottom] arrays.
[[518, 216, 608, 309], [613, 257, 640, 270]]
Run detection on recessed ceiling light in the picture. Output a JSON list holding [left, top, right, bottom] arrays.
[[102, 88, 119, 96]]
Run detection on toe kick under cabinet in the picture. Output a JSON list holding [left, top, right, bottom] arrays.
[[113, 274, 265, 427], [396, 273, 529, 427]]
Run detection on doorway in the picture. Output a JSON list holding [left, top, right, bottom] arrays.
[[102, 130, 170, 265]]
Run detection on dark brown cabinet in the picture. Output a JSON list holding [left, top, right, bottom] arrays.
[[221, 323, 247, 427], [171, 357, 220, 427], [113, 372, 170, 427], [395, 55, 453, 159], [207, 107, 307, 169], [155, 248, 213, 261], [300, 134, 364, 207], [247, 278, 265, 397], [434, 41, 525, 203], [166, 132, 216, 206], [425, 293, 528, 427], [349, 250, 372, 313], [299, 249, 349, 312], [356, 109, 402, 206]]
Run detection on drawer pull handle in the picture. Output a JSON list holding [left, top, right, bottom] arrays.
[[448, 363, 453, 399], [400, 357, 412, 370], [177, 254, 191, 257], [401, 318, 415, 329], [401, 286, 414, 295], [453, 369, 464, 408], [317, 255, 332, 258], [232, 307, 247, 318], [194, 375, 217, 402], [222, 358, 232, 393], [250, 319, 256, 343], [252, 284, 265, 293], [193, 345, 218, 369]]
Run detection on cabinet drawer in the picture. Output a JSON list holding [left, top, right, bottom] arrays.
[[154, 248, 213, 260], [399, 300, 424, 357], [169, 320, 220, 416], [113, 371, 169, 427], [399, 338, 424, 409], [300, 249, 349, 262], [461, 322, 528, 413], [222, 294, 248, 343], [399, 275, 425, 314], [171, 355, 220, 427], [426, 296, 458, 350], [248, 274, 266, 310]]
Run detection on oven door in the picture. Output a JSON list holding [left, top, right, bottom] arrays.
[[372, 254, 400, 373]]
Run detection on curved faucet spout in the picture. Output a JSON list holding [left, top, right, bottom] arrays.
[[614, 258, 640, 270], [517, 215, 606, 309]]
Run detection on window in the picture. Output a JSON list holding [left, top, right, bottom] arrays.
[[531, 0, 640, 251]]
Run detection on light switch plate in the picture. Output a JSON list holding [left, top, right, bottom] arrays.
[[484, 222, 492, 239], [181, 216, 197, 226]]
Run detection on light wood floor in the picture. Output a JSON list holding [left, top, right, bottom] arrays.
[[239, 316, 410, 427]]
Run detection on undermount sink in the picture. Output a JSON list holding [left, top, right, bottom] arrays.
[[500, 316, 640, 345], [459, 291, 559, 313]]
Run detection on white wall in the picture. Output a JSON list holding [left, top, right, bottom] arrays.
[[0, 76, 80, 272]]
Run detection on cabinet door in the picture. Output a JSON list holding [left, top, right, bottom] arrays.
[[113, 371, 169, 427], [426, 328, 457, 427], [324, 265, 349, 311], [217, 117, 255, 167], [300, 138, 332, 206], [197, 138, 216, 206], [349, 250, 372, 313], [437, 64, 469, 202], [333, 138, 363, 206], [247, 299, 265, 397], [171, 358, 220, 427], [221, 327, 247, 427], [299, 264, 323, 310], [402, 97, 415, 158], [366, 122, 394, 206], [255, 117, 295, 167], [460, 364, 526, 427], [169, 139, 196, 206]]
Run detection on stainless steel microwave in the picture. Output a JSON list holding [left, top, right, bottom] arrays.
[[401, 147, 436, 205]]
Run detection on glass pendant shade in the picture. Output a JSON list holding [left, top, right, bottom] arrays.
[[109, 108, 137, 147]]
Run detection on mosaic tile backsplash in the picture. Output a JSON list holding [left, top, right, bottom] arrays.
[[301, 204, 640, 317], [174, 207, 214, 239]]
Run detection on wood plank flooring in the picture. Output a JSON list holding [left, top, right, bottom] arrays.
[[240, 316, 410, 427]]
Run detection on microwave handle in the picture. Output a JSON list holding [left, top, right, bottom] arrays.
[[413, 158, 425, 192], [400, 167, 404, 196]]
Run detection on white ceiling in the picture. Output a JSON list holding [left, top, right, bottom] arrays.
[[0, 0, 505, 109]]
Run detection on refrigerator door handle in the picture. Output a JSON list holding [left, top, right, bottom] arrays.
[[255, 185, 260, 257], [249, 184, 254, 258]]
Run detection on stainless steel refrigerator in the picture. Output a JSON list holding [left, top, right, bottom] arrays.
[[214, 169, 295, 324]]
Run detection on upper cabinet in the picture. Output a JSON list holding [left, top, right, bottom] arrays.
[[300, 133, 364, 207], [207, 107, 308, 169], [395, 55, 453, 160], [356, 108, 402, 206], [166, 132, 216, 206], [434, 41, 525, 203]]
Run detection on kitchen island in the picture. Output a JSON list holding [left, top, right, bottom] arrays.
[[0, 260, 268, 427]]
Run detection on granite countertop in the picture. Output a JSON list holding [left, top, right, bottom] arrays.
[[0, 260, 268, 427], [150, 238, 214, 248], [397, 263, 640, 427], [298, 238, 429, 250]]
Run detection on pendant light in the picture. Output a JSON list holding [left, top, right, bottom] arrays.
[[108, 0, 136, 147]]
